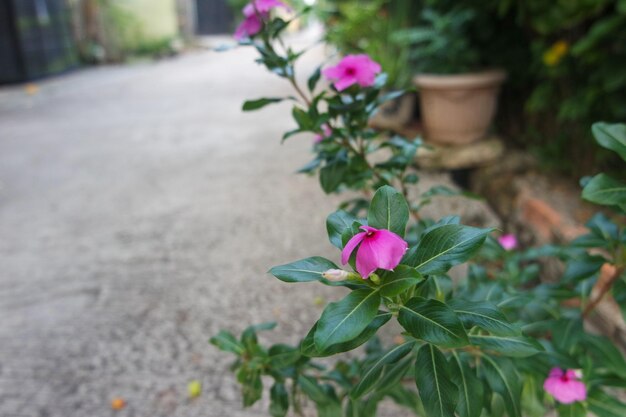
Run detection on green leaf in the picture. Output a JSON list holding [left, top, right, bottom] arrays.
[[314, 289, 381, 350], [308, 66, 322, 92], [326, 210, 358, 249], [236, 366, 263, 407], [450, 352, 483, 417], [556, 402, 586, 417], [582, 174, 626, 207], [481, 356, 522, 417], [415, 344, 458, 417], [588, 389, 626, 417], [379, 265, 424, 297], [398, 297, 469, 348], [298, 376, 342, 417], [469, 335, 543, 357], [242, 97, 285, 111], [582, 334, 626, 378], [210, 330, 245, 355], [367, 185, 410, 236], [372, 354, 414, 393], [592, 122, 626, 161], [351, 342, 415, 398], [268, 344, 300, 369], [292, 106, 313, 130], [301, 311, 392, 357], [404, 225, 492, 275], [269, 257, 338, 283], [269, 383, 289, 417], [298, 375, 328, 403], [320, 159, 349, 193], [447, 299, 520, 336]]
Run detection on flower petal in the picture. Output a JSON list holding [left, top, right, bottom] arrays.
[[341, 232, 366, 265], [543, 369, 587, 404], [322, 65, 343, 81], [355, 239, 381, 278], [234, 14, 263, 39], [366, 229, 408, 270], [334, 76, 357, 91]]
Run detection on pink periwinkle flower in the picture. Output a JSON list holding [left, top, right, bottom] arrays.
[[243, 0, 289, 17], [341, 226, 408, 278], [234, 0, 289, 40], [543, 368, 587, 404], [498, 233, 518, 251], [314, 124, 332, 144], [234, 14, 264, 40], [322, 54, 382, 91]]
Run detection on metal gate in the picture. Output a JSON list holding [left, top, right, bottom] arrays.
[[0, 0, 77, 84], [196, 0, 234, 35]]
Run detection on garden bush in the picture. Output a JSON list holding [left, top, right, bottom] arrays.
[[213, 2, 626, 416]]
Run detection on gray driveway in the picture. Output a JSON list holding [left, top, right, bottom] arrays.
[[0, 35, 496, 417]]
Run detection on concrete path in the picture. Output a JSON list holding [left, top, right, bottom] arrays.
[[0, 34, 497, 417]]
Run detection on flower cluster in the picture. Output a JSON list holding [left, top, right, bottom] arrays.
[[234, 0, 290, 40]]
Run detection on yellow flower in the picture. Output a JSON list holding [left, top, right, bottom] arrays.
[[543, 40, 569, 67]]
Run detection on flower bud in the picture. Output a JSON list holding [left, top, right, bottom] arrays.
[[322, 269, 349, 282]]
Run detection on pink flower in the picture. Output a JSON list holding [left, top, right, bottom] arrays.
[[234, 14, 264, 40], [543, 368, 587, 404], [243, 0, 289, 17], [498, 234, 518, 251], [234, 0, 289, 40], [314, 124, 332, 144], [322, 54, 382, 91], [341, 226, 408, 278]]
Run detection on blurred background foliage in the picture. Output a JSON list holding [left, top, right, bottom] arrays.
[[317, 0, 626, 177]]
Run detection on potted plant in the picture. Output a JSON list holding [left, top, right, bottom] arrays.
[[393, 7, 506, 145]]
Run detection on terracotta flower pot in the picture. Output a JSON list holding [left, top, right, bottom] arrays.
[[414, 70, 506, 145]]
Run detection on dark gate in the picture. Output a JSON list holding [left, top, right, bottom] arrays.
[[196, 0, 234, 35], [0, 0, 77, 84]]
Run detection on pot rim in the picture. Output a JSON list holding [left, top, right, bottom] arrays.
[[414, 70, 507, 90]]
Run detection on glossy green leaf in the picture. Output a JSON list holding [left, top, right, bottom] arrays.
[[210, 330, 245, 355], [592, 122, 626, 162], [269, 257, 338, 283], [351, 342, 415, 398], [308, 66, 322, 92], [326, 210, 358, 249], [481, 356, 522, 417], [268, 344, 300, 369], [450, 352, 483, 417], [469, 335, 543, 357], [292, 106, 313, 130], [447, 299, 520, 336], [398, 297, 468, 347], [372, 354, 414, 393], [320, 159, 349, 193], [582, 173, 626, 207], [415, 344, 458, 417], [367, 185, 410, 236], [301, 312, 392, 357], [379, 265, 424, 297], [588, 389, 626, 417], [236, 366, 263, 407], [269, 383, 289, 417], [314, 288, 381, 350], [404, 225, 492, 275], [298, 376, 342, 417], [242, 97, 285, 111], [556, 402, 586, 417]]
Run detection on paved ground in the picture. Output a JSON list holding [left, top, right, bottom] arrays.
[[0, 33, 498, 417]]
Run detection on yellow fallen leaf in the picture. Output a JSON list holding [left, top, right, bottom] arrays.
[[111, 397, 126, 411], [24, 83, 39, 95], [188, 380, 202, 398]]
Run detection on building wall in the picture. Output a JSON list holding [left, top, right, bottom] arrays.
[[114, 0, 178, 42]]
